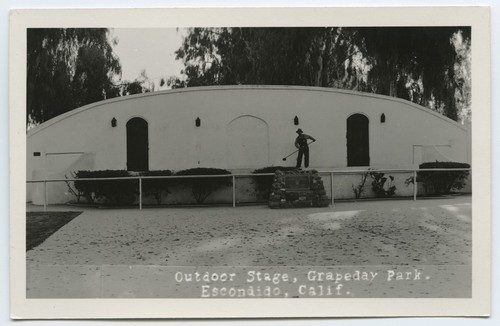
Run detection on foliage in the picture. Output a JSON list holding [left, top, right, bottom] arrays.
[[140, 170, 173, 205], [72, 170, 99, 204], [72, 170, 137, 205], [358, 27, 471, 121], [352, 172, 370, 199], [174, 27, 361, 88], [65, 172, 82, 203], [27, 28, 122, 127], [404, 176, 415, 187], [97, 170, 137, 205], [174, 27, 471, 121], [121, 69, 156, 95], [417, 162, 471, 195], [370, 172, 397, 197], [252, 166, 301, 200], [174, 168, 232, 204]]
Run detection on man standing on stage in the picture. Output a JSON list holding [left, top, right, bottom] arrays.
[[295, 128, 316, 168]]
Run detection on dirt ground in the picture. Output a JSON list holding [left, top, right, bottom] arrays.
[[26, 196, 472, 298]]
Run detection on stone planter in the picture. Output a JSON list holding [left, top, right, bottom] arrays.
[[268, 170, 329, 208]]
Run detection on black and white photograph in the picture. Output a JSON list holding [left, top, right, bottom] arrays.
[[9, 6, 491, 320]]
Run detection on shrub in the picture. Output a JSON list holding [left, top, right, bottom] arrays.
[[73, 170, 137, 205], [252, 166, 300, 200], [174, 168, 232, 204], [73, 170, 100, 204], [418, 162, 471, 195], [65, 172, 84, 203], [95, 170, 137, 205], [352, 172, 369, 199], [370, 172, 396, 197], [140, 170, 173, 205]]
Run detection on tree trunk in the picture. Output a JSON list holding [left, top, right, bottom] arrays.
[[321, 30, 332, 87], [314, 54, 322, 86]]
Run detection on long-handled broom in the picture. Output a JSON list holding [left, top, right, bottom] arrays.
[[282, 140, 316, 161]]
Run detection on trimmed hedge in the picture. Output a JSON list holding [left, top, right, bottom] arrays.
[[418, 162, 471, 195], [70, 168, 232, 206], [70, 170, 97, 203], [174, 168, 232, 204], [252, 166, 301, 200], [140, 170, 174, 205], [73, 170, 137, 205]]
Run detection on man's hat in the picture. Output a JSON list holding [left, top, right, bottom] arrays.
[[296, 128, 303, 134]]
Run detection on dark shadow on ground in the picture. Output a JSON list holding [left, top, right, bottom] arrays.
[[26, 211, 82, 251]]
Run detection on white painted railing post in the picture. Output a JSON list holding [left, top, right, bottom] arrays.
[[413, 170, 418, 201], [43, 180, 47, 212], [330, 172, 334, 206], [232, 175, 236, 208], [139, 177, 142, 210]]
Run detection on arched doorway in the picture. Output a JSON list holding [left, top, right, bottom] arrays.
[[226, 115, 270, 168], [126, 117, 149, 171], [347, 114, 370, 166]]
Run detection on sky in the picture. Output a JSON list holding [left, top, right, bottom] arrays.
[[110, 28, 187, 89]]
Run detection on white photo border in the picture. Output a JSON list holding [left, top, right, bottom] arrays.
[[9, 6, 491, 319]]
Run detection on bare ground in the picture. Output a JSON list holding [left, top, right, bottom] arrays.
[[26, 196, 472, 298]]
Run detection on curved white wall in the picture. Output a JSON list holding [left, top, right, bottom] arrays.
[[27, 85, 470, 203], [226, 115, 270, 168]]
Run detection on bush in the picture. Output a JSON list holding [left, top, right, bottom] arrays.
[[140, 170, 173, 205], [252, 166, 300, 200], [65, 171, 86, 203], [174, 168, 232, 204], [352, 172, 369, 199], [370, 172, 396, 197], [72, 170, 100, 204], [73, 170, 137, 205], [95, 170, 137, 205], [418, 162, 471, 195]]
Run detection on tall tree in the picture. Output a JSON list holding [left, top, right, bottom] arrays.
[[174, 27, 357, 87], [174, 27, 471, 122], [358, 27, 471, 121], [121, 70, 156, 95], [27, 28, 122, 127]]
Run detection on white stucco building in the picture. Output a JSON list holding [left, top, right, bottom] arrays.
[[27, 85, 471, 204]]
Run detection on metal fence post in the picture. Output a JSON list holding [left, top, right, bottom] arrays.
[[43, 180, 47, 212], [413, 170, 418, 201], [139, 177, 143, 210], [232, 175, 236, 208], [330, 172, 334, 206], [26, 168, 472, 211]]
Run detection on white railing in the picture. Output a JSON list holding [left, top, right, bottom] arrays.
[[26, 168, 471, 211]]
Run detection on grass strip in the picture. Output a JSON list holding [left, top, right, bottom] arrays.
[[26, 211, 82, 251]]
